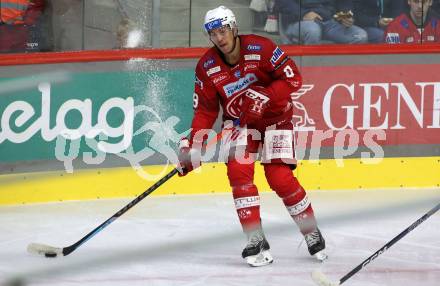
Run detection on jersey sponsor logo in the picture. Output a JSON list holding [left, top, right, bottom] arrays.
[[385, 33, 400, 43], [245, 89, 270, 104], [212, 72, 230, 85], [244, 54, 261, 61], [223, 73, 258, 98], [263, 129, 294, 161], [206, 66, 221, 76], [244, 63, 258, 71], [195, 75, 203, 89], [270, 47, 285, 66], [203, 58, 215, 68], [247, 44, 262, 51]]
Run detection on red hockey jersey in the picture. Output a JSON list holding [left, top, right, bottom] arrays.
[[190, 34, 302, 141], [385, 13, 440, 43]]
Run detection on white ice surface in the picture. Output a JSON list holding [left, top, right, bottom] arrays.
[[0, 189, 439, 286]]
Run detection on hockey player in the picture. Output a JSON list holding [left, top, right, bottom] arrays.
[[385, 0, 440, 43], [177, 6, 327, 267]]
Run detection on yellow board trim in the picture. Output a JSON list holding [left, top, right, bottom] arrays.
[[0, 157, 439, 205]]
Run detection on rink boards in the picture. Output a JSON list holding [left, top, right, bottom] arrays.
[[0, 49, 439, 204], [1, 156, 439, 205]]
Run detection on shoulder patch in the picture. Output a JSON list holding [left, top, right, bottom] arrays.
[[270, 46, 285, 66]]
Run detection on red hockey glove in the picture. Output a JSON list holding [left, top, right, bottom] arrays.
[[239, 87, 270, 127], [177, 138, 201, 177]]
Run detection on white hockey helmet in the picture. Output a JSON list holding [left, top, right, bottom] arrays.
[[204, 6, 237, 33]]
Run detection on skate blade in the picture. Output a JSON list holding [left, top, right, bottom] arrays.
[[245, 250, 274, 267], [314, 250, 328, 262]]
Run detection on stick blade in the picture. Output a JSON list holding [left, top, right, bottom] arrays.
[[27, 243, 63, 258], [311, 270, 340, 286]]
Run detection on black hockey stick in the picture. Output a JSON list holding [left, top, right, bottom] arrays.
[[27, 168, 179, 257], [312, 202, 440, 286], [27, 121, 239, 258]]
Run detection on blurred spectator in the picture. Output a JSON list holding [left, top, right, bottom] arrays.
[[279, 0, 368, 45], [250, 0, 267, 13], [432, 0, 440, 17], [353, 0, 405, 43], [385, 0, 440, 43], [264, 0, 279, 33], [249, 0, 279, 33], [50, 0, 82, 51], [249, 0, 268, 32], [276, 0, 300, 43], [0, 0, 47, 53]]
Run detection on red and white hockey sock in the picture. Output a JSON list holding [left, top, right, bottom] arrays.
[[232, 184, 261, 233], [265, 164, 318, 235], [284, 190, 317, 235]]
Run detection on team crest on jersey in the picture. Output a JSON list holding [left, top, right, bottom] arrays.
[[247, 44, 262, 51], [225, 92, 243, 118], [245, 54, 261, 61], [207, 66, 221, 76], [223, 73, 258, 98], [270, 47, 285, 66], [234, 70, 241, 78], [203, 58, 215, 68]]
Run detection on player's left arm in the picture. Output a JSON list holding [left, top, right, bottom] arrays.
[[262, 42, 303, 97]]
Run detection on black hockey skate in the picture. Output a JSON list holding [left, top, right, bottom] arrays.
[[242, 229, 273, 267], [304, 228, 328, 261]]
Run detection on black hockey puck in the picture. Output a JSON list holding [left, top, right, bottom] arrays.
[[45, 252, 57, 258]]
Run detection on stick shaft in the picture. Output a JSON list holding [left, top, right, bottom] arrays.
[[339, 202, 440, 284], [61, 123, 238, 256], [63, 168, 179, 255]]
